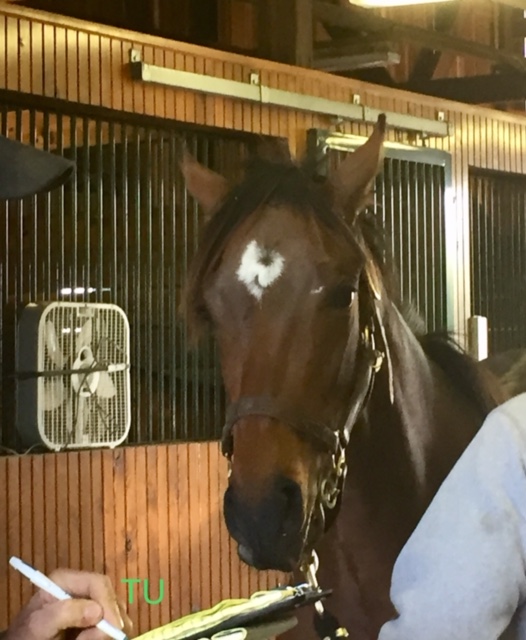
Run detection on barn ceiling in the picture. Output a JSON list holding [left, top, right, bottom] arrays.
[[313, 0, 526, 104]]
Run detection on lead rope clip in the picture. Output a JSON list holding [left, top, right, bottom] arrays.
[[302, 551, 350, 640], [303, 551, 325, 616]]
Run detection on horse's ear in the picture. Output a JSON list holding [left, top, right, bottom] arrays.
[[329, 114, 386, 220], [179, 149, 229, 217]]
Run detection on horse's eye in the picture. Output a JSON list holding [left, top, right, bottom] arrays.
[[326, 283, 357, 309]]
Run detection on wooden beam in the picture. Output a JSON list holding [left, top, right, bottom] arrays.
[[257, 0, 313, 66], [314, 37, 399, 55], [400, 71, 526, 103], [408, 0, 461, 83], [314, 37, 401, 70], [314, 50, 400, 71], [314, 1, 526, 72]]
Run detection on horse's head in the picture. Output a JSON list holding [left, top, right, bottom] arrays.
[[182, 117, 386, 572]]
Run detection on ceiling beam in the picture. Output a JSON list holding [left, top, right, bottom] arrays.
[[314, 37, 401, 71], [314, 49, 401, 71], [314, 1, 526, 72], [408, 0, 461, 83], [400, 71, 526, 102], [256, 0, 313, 66]]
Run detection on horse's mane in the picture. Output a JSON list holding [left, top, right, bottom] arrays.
[[355, 208, 504, 416], [184, 148, 504, 416]]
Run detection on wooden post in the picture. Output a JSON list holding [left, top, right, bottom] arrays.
[[257, 0, 313, 67]]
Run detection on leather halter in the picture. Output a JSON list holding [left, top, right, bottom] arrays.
[[221, 318, 385, 460]]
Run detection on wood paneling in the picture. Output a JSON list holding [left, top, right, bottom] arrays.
[[0, 444, 285, 635]]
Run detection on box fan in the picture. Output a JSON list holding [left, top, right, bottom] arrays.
[[16, 301, 131, 451]]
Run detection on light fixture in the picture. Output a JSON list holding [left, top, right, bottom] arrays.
[[349, 0, 454, 7]]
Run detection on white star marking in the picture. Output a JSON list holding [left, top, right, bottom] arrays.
[[236, 240, 285, 300]]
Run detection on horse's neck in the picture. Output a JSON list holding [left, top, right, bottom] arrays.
[[307, 306, 487, 639], [377, 305, 485, 501]]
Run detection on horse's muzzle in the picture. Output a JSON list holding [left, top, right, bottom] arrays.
[[223, 474, 305, 572]]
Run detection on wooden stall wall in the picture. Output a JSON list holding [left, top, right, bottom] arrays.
[[1, 3, 526, 634], [0, 442, 284, 633]]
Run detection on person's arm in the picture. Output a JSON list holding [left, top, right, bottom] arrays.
[[379, 396, 526, 640], [3, 568, 133, 640]]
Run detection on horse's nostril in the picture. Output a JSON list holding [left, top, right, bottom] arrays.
[[279, 478, 299, 505], [275, 476, 303, 533]]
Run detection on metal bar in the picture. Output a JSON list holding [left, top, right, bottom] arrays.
[[145, 128, 154, 442], [14, 110, 24, 304], [428, 163, 437, 330], [485, 175, 492, 346], [168, 131, 178, 441], [520, 187, 526, 346], [108, 121, 117, 307], [510, 181, 518, 345], [156, 130, 166, 441], [82, 117, 91, 303], [191, 135, 201, 438], [181, 133, 192, 440], [129, 53, 450, 138], [0, 102, 6, 448], [488, 177, 496, 351], [419, 163, 428, 327], [69, 114, 78, 296], [30, 109, 39, 301], [56, 113, 66, 301], [95, 120, 104, 303], [133, 125, 143, 441]]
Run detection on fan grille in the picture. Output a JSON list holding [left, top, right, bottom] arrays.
[[37, 302, 131, 448]]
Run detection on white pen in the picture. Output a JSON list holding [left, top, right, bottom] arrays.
[[9, 556, 128, 640]]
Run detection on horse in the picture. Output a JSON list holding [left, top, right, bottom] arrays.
[[180, 115, 507, 639]]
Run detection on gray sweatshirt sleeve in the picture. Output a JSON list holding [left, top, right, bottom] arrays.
[[378, 394, 526, 640]]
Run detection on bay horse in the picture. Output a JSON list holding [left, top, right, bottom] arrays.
[[180, 116, 506, 639]]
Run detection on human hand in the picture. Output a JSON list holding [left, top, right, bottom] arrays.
[[3, 568, 133, 640]]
